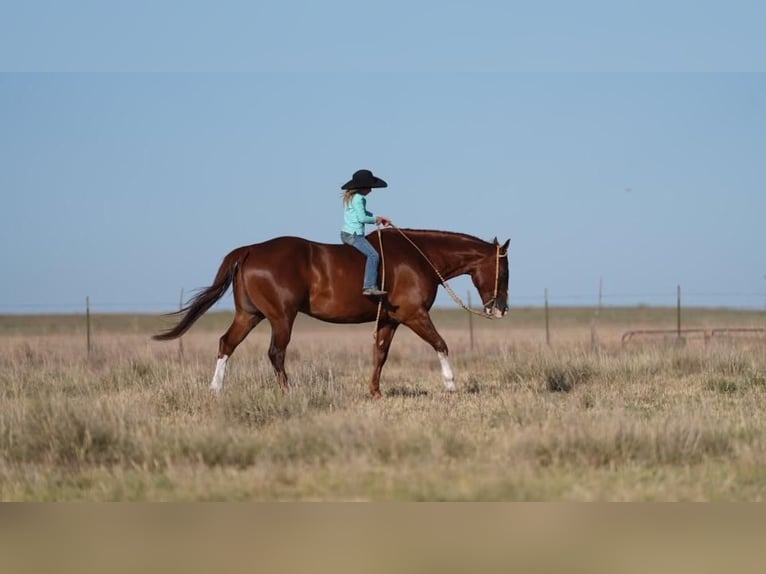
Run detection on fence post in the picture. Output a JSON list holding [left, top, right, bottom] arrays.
[[467, 290, 474, 351], [677, 284, 682, 341], [590, 277, 603, 352], [86, 296, 91, 360], [179, 288, 185, 362], [544, 288, 550, 346]]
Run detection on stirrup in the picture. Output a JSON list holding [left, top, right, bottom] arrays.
[[362, 287, 387, 296]]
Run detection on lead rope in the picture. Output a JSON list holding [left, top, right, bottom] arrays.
[[374, 226, 386, 342], [373, 224, 506, 342]]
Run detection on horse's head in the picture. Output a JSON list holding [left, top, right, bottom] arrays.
[[470, 237, 510, 318]]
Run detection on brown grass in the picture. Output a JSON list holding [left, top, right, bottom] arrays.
[[1, 308, 765, 500]]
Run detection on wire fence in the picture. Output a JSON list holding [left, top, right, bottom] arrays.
[[1, 288, 765, 314], [3, 287, 764, 359]]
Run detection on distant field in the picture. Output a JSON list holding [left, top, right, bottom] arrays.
[[2, 305, 764, 340], [1, 307, 765, 500]]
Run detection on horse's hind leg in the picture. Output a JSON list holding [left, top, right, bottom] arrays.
[[210, 310, 264, 393], [369, 321, 399, 398], [267, 315, 296, 392]]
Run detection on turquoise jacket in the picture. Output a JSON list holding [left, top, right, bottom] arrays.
[[342, 194, 377, 235]]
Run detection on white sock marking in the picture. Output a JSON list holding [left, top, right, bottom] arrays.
[[210, 355, 229, 393], [438, 351, 456, 391]]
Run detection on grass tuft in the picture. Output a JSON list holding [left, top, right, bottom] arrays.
[[544, 363, 594, 393]]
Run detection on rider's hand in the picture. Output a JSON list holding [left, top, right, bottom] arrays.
[[376, 216, 392, 227]]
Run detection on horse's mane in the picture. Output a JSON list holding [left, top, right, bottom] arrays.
[[382, 228, 493, 246]]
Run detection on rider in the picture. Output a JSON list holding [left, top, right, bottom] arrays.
[[340, 169, 392, 296]]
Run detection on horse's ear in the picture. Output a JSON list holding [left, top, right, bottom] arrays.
[[492, 236, 499, 245], [501, 238, 510, 254]]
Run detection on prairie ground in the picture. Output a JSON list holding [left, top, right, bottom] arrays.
[[1, 307, 765, 500]]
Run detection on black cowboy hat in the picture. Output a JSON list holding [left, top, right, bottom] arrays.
[[341, 169, 388, 190]]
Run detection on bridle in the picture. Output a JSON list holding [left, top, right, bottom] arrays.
[[483, 243, 508, 315], [378, 225, 508, 319]]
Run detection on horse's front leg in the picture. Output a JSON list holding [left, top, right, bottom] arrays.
[[437, 351, 456, 392], [403, 311, 456, 392], [369, 322, 399, 398]]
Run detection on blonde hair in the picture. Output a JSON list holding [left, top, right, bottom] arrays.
[[342, 189, 360, 206]]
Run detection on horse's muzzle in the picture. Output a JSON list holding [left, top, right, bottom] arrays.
[[484, 299, 508, 318]]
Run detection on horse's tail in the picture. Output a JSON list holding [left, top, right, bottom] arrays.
[[152, 247, 248, 341]]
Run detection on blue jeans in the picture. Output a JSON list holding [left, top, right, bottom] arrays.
[[341, 232, 380, 289]]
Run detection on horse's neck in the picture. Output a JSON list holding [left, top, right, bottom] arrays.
[[410, 232, 485, 279]]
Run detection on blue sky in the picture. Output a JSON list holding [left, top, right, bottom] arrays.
[[1, 3, 765, 312]]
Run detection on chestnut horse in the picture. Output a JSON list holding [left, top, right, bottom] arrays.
[[153, 228, 510, 397]]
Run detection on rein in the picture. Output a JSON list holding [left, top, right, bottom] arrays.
[[374, 225, 507, 330]]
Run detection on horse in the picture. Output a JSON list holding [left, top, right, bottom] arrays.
[[153, 228, 510, 398]]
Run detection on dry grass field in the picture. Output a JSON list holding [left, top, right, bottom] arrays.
[[1, 307, 765, 501]]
